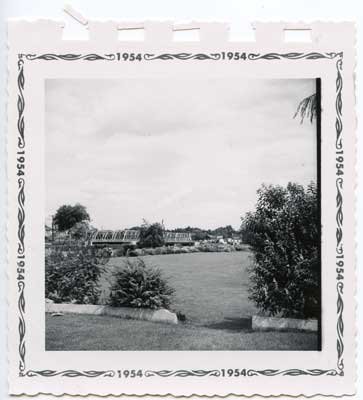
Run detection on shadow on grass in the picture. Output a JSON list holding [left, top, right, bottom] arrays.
[[204, 317, 252, 332]]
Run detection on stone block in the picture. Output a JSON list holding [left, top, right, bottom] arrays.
[[45, 302, 178, 325], [252, 315, 318, 332]]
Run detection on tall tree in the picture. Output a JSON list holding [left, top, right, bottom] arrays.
[[54, 203, 90, 232]]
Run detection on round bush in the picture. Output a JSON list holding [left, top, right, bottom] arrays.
[[109, 258, 174, 309]]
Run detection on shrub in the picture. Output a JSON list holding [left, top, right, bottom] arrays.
[[159, 246, 168, 255], [199, 244, 216, 252], [109, 258, 174, 309], [96, 247, 113, 258], [165, 246, 174, 254], [113, 248, 126, 257], [45, 245, 109, 304], [142, 248, 153, 256], [234, 244, 249, 252], [112, 244, 136, 257], [241, 182, 319, 319], [127, 248, 141, 257]]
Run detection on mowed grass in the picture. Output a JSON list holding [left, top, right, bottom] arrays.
[[101, 252, 258, 326], [46, 252, 319, 351], [46, 314, 318, 351]]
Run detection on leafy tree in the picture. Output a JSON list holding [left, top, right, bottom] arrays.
[[138, 220, 165, 248], [241, 182, 319, 319], [54, 203, 90, 232]]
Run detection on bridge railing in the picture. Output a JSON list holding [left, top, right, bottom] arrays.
[[90, 230, 193, 244]]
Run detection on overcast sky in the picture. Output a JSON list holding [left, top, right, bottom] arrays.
[[45, 78, 316, 230]]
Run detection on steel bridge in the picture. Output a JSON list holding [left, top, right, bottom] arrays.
[[90, 229, 193, 246]]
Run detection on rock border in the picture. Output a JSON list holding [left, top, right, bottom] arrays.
[[252, 315, 317, 332], [45, 301, 178, 325]]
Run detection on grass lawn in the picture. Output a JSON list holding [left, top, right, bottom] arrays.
[[46, 313, 319, 351], [101, 252, 258, 326], [46, 252, 319, 351]]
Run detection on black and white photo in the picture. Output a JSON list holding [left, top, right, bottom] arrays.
[[45, 77, 321, 351]]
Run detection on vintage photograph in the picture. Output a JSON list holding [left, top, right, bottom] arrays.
[[44, 77, 321, 351]]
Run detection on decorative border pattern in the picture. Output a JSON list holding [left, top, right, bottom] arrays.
[[23, 53, 116, 62], [16, 55, 26, 376], [246, 368, 338, 377], [24, 370, 115, 378], [247, 52, 342, 61], [335, 55, 344, 376], [143, 53, 222, 61], [145, 370, 221, 378], [15, 51, 344, 378]]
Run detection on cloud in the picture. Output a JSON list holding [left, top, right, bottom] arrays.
[[45, 78, 317, 229]]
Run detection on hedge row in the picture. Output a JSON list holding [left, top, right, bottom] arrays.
[[111, 243, 250, 257]]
